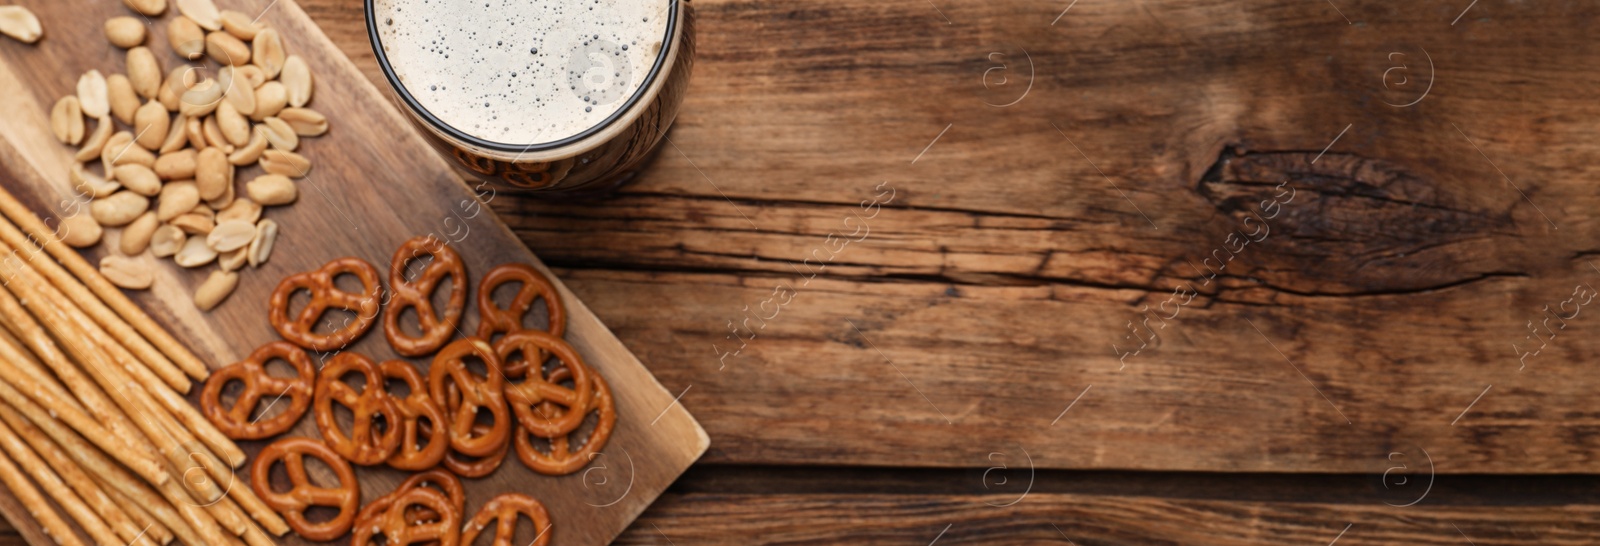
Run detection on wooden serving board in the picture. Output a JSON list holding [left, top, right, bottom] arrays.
[[0, 1, 707, 545]]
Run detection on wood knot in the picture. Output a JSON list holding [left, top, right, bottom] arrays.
[[1182, 148, 1517, 299]]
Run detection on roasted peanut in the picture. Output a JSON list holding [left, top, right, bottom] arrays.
[[245, 174, 296, 205], [99, 256, 153, 290], [104, 17, 146, 48], [149, 224, 185, 257], [157, 181, 200, 222], [120, 211, 160, 255], [193, 270, 237, 310], [90, 191, 150, 227]]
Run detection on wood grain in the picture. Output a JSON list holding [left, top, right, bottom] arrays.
[[616, 492, 1600, 545], [0, 0, 706, 545], [301, 0, 1600, 473]]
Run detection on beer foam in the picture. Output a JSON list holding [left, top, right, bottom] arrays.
[[373, 0, 670, 146]]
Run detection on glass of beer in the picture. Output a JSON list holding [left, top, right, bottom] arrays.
[[364, 0, 695, 194]]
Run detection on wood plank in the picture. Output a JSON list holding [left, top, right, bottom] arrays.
[[284, 0, 1600, 473], [0, 0, 706, 544], [8, 461, 1600, 544], [621, 492, 1599, 545]]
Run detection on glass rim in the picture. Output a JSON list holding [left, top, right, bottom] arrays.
[[363, 0, 679, 154]]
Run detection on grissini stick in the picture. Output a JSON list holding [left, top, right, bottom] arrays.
[[0, 395, 199, 545], [0, 445, 83, 546], [0, 265, 193, 484], [0, 416, 122, 545], [0, 344, 165, 485], [0, 394, 151, 546], [0, 315, 84, 414], [101, 482, 173, 545], [0, 245, 229, 495], [0, 185, 206, 384], [0, 282, 152, 456], [0, 237, 245, 467], [0, 212, 278, 537]]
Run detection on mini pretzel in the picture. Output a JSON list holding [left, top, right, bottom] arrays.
[[395, 468, 464, 522], [516, 371, 616, 476], [461, 494, 553, 546], [350, 486, 460, 546], [269, 257, 383, 351], [250, 437, 360, 542], [201, 341, 315, 439], [438, 422, 511, 478], [384, 237, 467, 356], [428, 338, 510, 457], [475, 263, 566, 353], [313, 352, 403, 466], [380, 360, 449, 471], [350, 469, 463, 534], [496, 330, 594, 438]]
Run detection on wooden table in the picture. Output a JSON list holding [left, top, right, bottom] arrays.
[[7, 0, 1600, 543]]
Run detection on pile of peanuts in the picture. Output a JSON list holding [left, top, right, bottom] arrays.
[[46, 0, 327, 311]]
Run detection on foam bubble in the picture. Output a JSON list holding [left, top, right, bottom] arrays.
[[374, 0, 670, 146]]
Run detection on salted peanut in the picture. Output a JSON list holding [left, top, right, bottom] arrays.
[[193, 270, 237, 310], [248, 218, 276, 267], [215, 198, 260, 224], [250, 81, 287, 121], [185, 116, 206, 150], [179, 79, 222, 117], [158, 113, 189, 154], [234, 65, 266, 89], [90, 191, 149, 226], [204, 176, 234, 209], [170, 212, 214, 235], [103, 131, 156, 172], [49, 96, 83, 145], [77, 70, 110, 119], [120, 211, 160, 254], [221, 67, 256, 116], [69, 163, 119, 199], [0, 6, 42, 44], [260, 149, 309, 178], [205, 31, 249, 66], [260, 117, 299, 151], [157, 71, 183, 111], [154, 149, 197, 180], [173, 236, 217, 268], [99, 256, 153, 290], [157, 181, 200, 222], [228, 125, 268, 165], [206, 220, 254, 252], [107, 74, 140, 124], [104, 17, 146, 48], [122, 0, 166, 17], [282, 55, 312, 107], [177, 0, 221, 30], [111, 164, 161, 196], [75, 117, 113, 162], [133, 101, 170, 150], [218, 10, 262, 40], [126, 47, 163, 99], [216, 100, 250, 146], [59, 214, 102, 248], [187, 202, 214, 219], [201, 116, 232, 153], [168, 17, 204, 60], [252, 28, 285, 79], [277, 108, 328, 137], [218, 246, 247, 271], [149, 225, 185, 257], [194, 147, 231, 200], [245, 174, 296, 205]]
